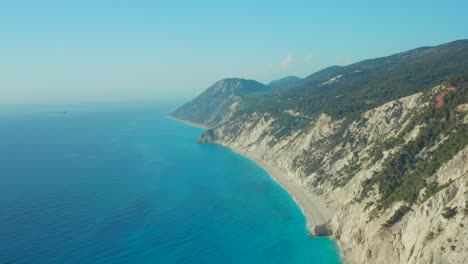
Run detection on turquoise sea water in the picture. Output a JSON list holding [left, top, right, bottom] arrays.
[[0, 103, 341, 264]]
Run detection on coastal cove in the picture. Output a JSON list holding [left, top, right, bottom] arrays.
[[0, 104, 341, 264], [169, 117, 341, 254]]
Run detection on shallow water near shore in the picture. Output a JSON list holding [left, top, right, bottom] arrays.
[[0, 102, 341, 264]]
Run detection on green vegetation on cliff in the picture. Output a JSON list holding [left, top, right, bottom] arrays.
[[363, 74, 468, 211], [382, 205, 411, 227]]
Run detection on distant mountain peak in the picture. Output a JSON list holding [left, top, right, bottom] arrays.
[[207, 78, 269, 96], [170, 78, 271, 127]]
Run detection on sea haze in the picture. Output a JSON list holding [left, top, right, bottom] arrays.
[[0, 102, 341, 264]]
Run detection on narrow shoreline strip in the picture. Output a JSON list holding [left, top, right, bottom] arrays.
[[166, 116, 211, 130]]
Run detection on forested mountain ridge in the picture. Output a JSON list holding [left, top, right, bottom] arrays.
[[237, 40, 468, 132], [172, 39, 468, 129]]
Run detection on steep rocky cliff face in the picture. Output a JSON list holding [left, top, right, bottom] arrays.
[[199, 85, 468, 264], [175, 40, 468, 263]]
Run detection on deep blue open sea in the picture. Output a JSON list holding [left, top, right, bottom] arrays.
[[0, 102, 341, 264]]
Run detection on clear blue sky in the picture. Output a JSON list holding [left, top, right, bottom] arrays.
[[1, 0, 467, 102]]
